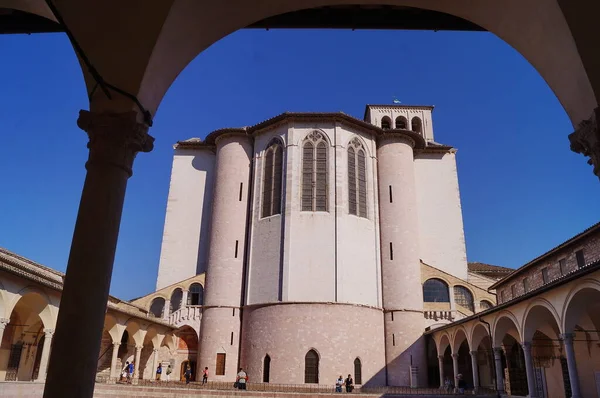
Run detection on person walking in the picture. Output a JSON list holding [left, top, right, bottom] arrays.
[[457, 374, 466, 394], [202, 367, 209, 385], [184, 364, 192, 384], [345, 374, 354, 393], [155, 363, 162, 381], [236, 368, 248, 390], [166, 364, 172, 381], [122, 361, 130, 383], [335, 375, 344, 393], [128, 362, 135, 384]]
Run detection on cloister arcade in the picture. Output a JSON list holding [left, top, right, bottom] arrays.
[[429, 264, 600, 398]]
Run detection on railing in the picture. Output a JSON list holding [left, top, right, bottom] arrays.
[[423, 310, 454, 322], [169, 305, 202, 326], [94, 377, 496, 395]]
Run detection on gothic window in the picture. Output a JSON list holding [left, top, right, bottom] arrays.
[[411, 117, 422, 133], [188, 283, 204, 306], [302, 132, 328, 212], [453, 286, 474, 312], [348, 138, 367, 218], [170, 288, 183, 313], [149, 297, 165, 318], [263, 355, 271, 383], [304, 349, 319, 383], [423, 279, 450, 302], [262, 140, 283, 218], [480, 300, 493, 310], [395, 116, 407, 129], [381, 116, 391, 130], [354, 358, 362, 385]]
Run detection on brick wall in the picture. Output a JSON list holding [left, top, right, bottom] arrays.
[[496, 229, 600, 304]]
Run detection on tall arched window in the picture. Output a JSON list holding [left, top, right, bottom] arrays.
[[423, 279, 450, 302], [302, 132, 328, 212], [354, 358, 362, 385], [188, 283, 204, 306], [381, 116, 391, 130], [304, 349, 319, 383], [395, 116, 407, 129], [348, 138, 367, 218], [149, 297, 165, 317], [454, 286, 475, 312], [170, 288, 183, 313], [480, 300, 493, 310], [262, 140, 283, 218], [263, 355, 271, 383], [411, 117, 422, 133]]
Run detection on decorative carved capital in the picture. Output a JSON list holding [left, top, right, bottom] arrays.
[[77, 110, 154, 176], [569, 108, 600, 178], [437, 355, 444, 361], [521, 341, 532, 351], [43, 328, 55, 337], [469, 350, 478, 357], [112, 342, 121, 347], [561, 332, 576, 343], [493, 346, 503, 357], [451, 353, 459, 359], [0, 318, 9, 330]]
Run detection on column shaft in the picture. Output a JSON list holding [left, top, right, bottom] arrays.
[[133, 345, 143, 380], [438, 355, 444, 388], [562, 333, 582, 398], [451, 353, 459, 388], [493, 347, 505, 393], [470, 350, 479, 392], [152, 349, 159, 380], [110, 343, 121, 379], [36, 329, 54, 381], [43, 111, 153, 398], [521, 342, 538, 398]]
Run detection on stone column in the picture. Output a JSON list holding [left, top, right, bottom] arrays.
[[451, 353, 459, 388], [493, 347, 505, 393], [110, 342, 121, 380], [562, 333, 582, 398], [0, 318, 9, 345], [521, 342, 538, 398], [437, 355, 444, 387], [133, 345, 143, 381], [163, 299, 171, 320], [182, 290, 189, 307], [150, 348, 162, 380], [470, 350, 479, 392], [377, 133, 424, 386], [36, 328, 54, 381], [43, 110, 153, 398]]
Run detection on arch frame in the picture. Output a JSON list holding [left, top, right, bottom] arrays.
[[491, 310, 522, 347], [561, 278, 600, 333], [520, 297, 562, 342]]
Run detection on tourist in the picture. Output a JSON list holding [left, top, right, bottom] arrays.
[[202, 367, 209, 385], [457, 374, 466, 394], [184, 365, 192, 384], [156, 363, 162, 381], [345, 374, 354, 393], [128, 361, 135, 383], [335, 375, 344, 393], [122, 361, 130, 382], [236, 368, 248, 390], [443, 376, 453, 392], [166, 364, 172, 381]]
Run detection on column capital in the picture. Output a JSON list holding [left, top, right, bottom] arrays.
[[153, 348, 159, 353], [493, 346, 503, 355], [77, 110, 154, 176], [112, 341, 121, 347], [469, 350, 478, 356], [561, 332, 576, 342], [43, 328, 55, 337], [135, 344, 144, 350], [521, 341, 533, 350], [0, 318, 9, 329], [437, 355, 444, 361], [569, 107, 600, 178], [451, 353, 459, 359]]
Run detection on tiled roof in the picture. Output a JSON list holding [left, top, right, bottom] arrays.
[[468, 262, 513, 275]]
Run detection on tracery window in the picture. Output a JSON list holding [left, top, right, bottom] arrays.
[[422, 279, 450, 303], [411, 117, 422, 133], [381, 116, 391, 130], [453, 285, 474, 312], [304, 349, 319, 383], [262, 140, 283, 218], [302, 131, 328, 212], [188, 283, 204, 305], [348, 138, 367, 218], [395, 116, 407, 129]]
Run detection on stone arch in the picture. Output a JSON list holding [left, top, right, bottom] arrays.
[[8, 288, 54, 329], [423, 278, 450, 303], [411, 116, 423, 133], [149, 297, 165, 318], [395, 115, 408, 129], [381, 116, 392, 129], [562, 279, 600, 334], [470, 322, 492, 350], [170, 288, 183, 313], [453, 285, 475, 312], [522, 299, 562, 342], [187, 283, 204, 306], [452, 327, 469, 353], [437, 332, 451, 356], [492, 312, 522, 347], [297, 129, 331, 147], [304, 348, 320, 384]]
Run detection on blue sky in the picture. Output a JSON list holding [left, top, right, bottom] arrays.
[[1, 29, 599, 300]]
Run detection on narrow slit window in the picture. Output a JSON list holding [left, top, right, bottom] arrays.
[[230, 332, 234, 345], [391, 312, 394, 321], [239, 182, 243, 202], [389, 185, 393, 203], [234, 240, 239, 258], [261, 140, 283, 217], [576, 250, 585, 268], [232, 308, 235, 316], [392, 334, 395, 346], [389, 242, 394, 260]]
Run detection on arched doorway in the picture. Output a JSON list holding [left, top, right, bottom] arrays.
[[304, 349, 319, 384], [263, 355, 271, 383], [176, 326, 198, 382]]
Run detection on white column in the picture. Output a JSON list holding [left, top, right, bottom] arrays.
[[0, 318, 9, 345], [438, 355, 444, 387], [151, 349, 159, 380], [36, 328, 55, 381], [470, 350, 480, 392], [452, 353, 459, 388], [182, 290, 189, 307], [109, 342, 120, 380], [493, 347, 505, 393], [133, 345, 143, 381], [521, 342, 538, 398], [163, 299, 170, 320], [562, 333, 582, 398]]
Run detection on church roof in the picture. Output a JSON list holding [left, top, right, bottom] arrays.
[[175, 111, 433, 150], [467, 262, 513, 280]]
